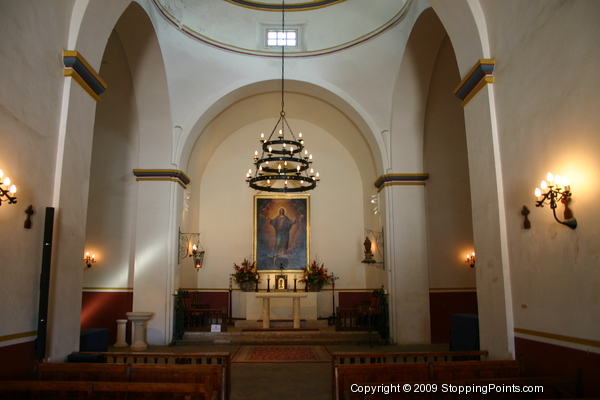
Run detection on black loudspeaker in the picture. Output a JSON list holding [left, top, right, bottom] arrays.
[[35, 207, 55, 360]]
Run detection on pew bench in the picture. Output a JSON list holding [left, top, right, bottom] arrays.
[[79, 351, 231, 400], [0, 380, 213, 400], [333, 359, 522, 400], [33, 362, 226, 400], [333, 350, 488, 365]]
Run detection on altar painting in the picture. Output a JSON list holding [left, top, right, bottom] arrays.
[[254, 195, 309, 271]]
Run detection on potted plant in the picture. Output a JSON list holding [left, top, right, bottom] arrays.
[[299, 260, 332, 292], [231, 258, 260, 292]]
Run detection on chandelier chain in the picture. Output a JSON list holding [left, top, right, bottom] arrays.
[[281, 0, 285, 115]]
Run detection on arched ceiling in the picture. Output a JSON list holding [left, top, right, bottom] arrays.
[[152, 0, 410, 56]]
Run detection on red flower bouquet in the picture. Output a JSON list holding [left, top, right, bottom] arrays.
[[231, 258, 260, 284], [299, 260, 332, 286]]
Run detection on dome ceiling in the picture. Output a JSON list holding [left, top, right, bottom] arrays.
[[152, 0, 410, 56]]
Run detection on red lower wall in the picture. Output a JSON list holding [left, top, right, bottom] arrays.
[[188, 291, 229, 311], [515, 336, 600, 397], [0, 340, 36, 380], [338, 292, 373, 309], [429, 291, 478, 343], [81, 291, 133, 345]]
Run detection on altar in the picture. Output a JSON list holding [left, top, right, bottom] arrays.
[[242, 292, 318, 328]]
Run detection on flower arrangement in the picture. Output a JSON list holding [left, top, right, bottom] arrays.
[[299, 260, 332, 286], [231, 258, 260, 284]]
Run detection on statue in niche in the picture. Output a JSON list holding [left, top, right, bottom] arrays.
[[274, 274, 287, 291], [362, 236, 376, 263]]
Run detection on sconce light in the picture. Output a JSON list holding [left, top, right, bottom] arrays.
[[84, 251, 96, 268], [465, 252, 475, 268], [190, 242, 205, 271], [0, 169, 17, 206], [534, 172, 577, 229], [370, 194, 379, 215]]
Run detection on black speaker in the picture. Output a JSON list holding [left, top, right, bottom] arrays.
[[35, 207, 54, 360]]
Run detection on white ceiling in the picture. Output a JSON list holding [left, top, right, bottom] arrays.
[[152, 0, 410, 56]]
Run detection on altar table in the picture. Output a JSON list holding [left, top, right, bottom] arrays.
[[255, 292, 308, 329]]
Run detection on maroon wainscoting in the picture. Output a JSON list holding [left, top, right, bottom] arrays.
[[0, 340, 36, 380], [81, 291, 133, 345], [429, 291, 478, 343], [338, 292, 373, 309], [188, 291, 229, 311], [515, 336, 600, 397]]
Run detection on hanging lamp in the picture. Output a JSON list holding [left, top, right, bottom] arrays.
[[246, 1, 320, 193]]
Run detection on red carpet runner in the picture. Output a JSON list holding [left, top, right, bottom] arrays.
[[232, 345, 332, 363]]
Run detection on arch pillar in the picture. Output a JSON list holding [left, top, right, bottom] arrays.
[[379, 174, 430, 344], [461, 83, 514, 359], [130, 170, 186, 346]]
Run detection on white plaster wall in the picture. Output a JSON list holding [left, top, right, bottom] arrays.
[[0, 1, 71, 347], [481, 0, 600, 350], [424, 35, 475, 290], [189, 118, 365, 291], [84, 30, 139, 290]]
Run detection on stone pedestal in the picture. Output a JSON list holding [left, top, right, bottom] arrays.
[[126, 312, 153, 351], [114, 319, 128, 348]]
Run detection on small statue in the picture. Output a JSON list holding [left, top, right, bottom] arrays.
[[362, 236, 375, 263]]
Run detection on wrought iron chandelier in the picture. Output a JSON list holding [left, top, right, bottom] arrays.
[[246, 1, 320, 193]]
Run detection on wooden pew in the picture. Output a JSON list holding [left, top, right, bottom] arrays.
[[88, 351, 231, 400], [36, 362, 130, 382], [0, 380, 213, 400], [129, 364, 226, 400], [97, 351, 230, 366], [332, 351, 488, 400], [32, 362, 226, 400], [333, 358, 521, 400], [333, 350, 488, 365]]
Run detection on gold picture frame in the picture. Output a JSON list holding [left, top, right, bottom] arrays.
[[254, 194, 310, 272]]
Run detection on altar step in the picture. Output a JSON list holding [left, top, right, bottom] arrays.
[[175, 324, 380, 346]]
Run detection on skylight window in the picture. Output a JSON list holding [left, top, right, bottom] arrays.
[[266, 29, 298, 47]]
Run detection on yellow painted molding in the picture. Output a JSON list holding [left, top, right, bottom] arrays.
[[514, 327, 600, 349], [454, 59, 495, 107], [63, 50, 107, 102], [429, 287, 477, 292], [0, 331, 37, 343], [133, 169, 191, 189], [82, 287, 134, 291]]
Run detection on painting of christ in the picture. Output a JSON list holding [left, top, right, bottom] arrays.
[[254, 195, 309, 271]]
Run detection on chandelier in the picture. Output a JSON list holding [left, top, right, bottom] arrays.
[[0, 168, 17, 206], [246, 1, 320, 193]]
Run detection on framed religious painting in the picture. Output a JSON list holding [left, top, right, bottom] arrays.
[[254, 195, 310, 272]]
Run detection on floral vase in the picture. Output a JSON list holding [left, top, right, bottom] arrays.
[[239, 281, 256, 292], [306, 282, 322, 292]]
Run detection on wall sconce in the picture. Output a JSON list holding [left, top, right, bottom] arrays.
[[534, 172, 577, 229], [84, 251, 96, 268], [370, 194, 379, 215], [190, 242, 205, 271], [465, 252, 475, 268], [0, 169, 17, 206], [179, 229, 205, 270]]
